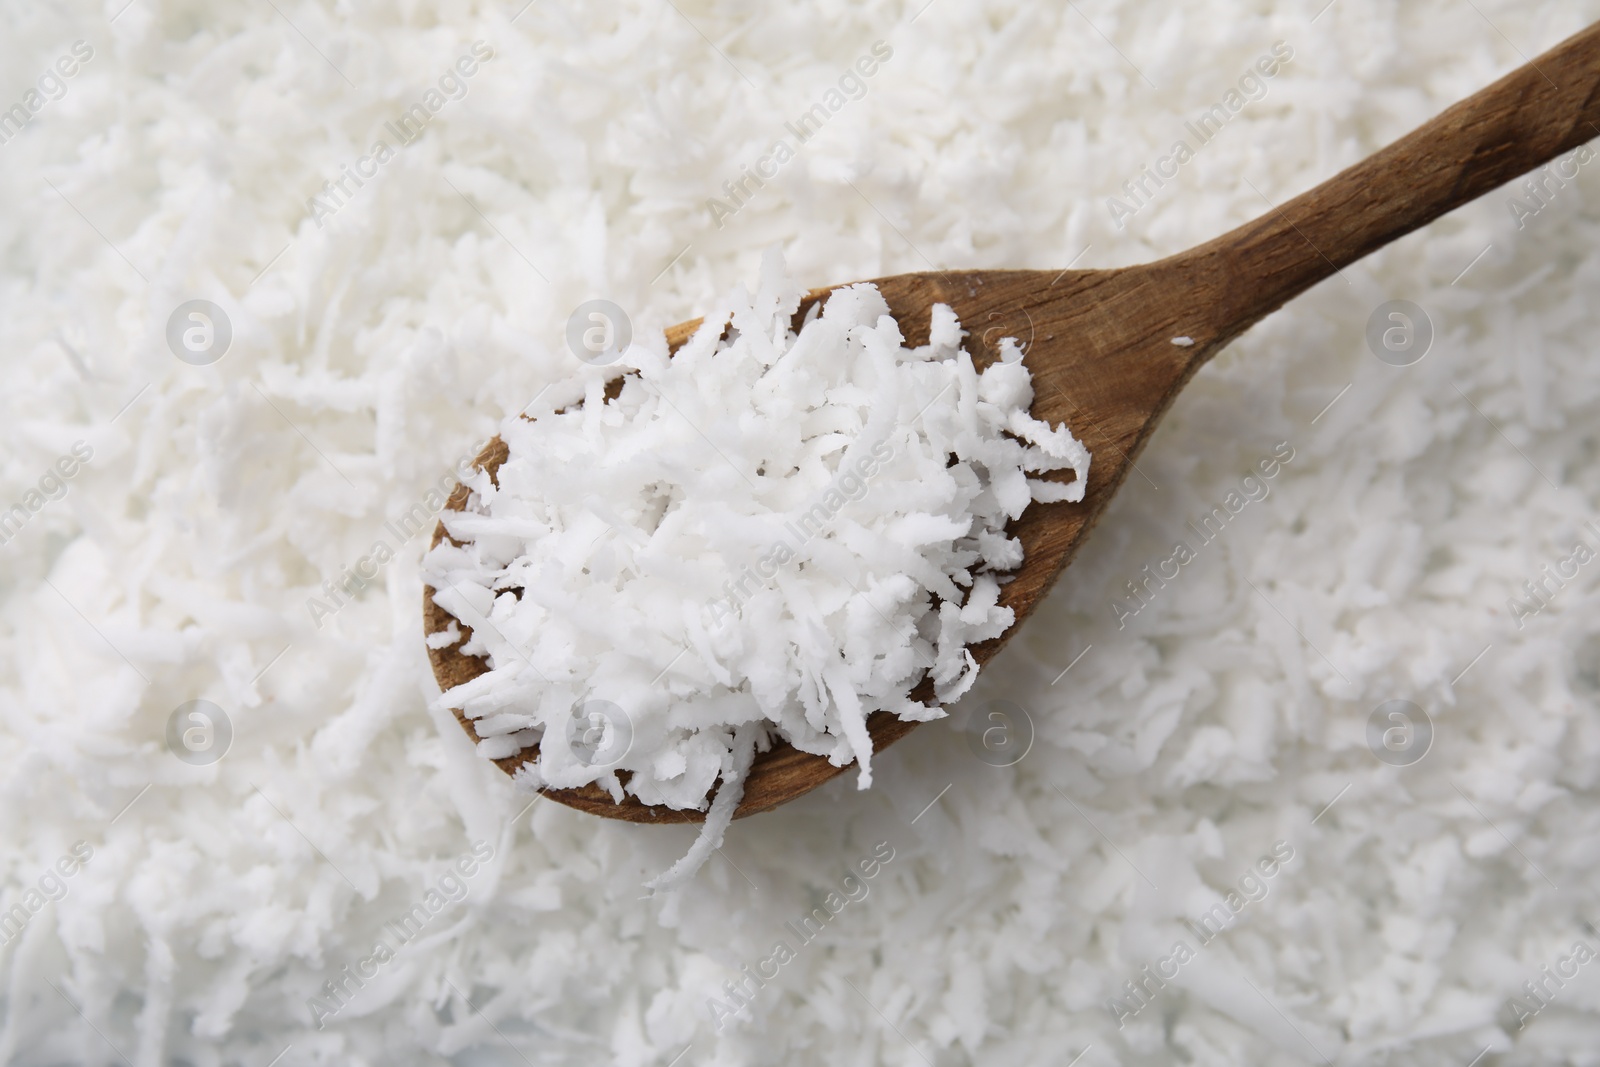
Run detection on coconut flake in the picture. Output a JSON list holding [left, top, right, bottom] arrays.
[[423, 253, 1089, 882]]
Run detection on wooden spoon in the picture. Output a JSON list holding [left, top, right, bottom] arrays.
[[426, 21, 1600, 823]]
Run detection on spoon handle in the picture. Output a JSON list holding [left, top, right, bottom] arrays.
[[1178, 19, 1600, 342]]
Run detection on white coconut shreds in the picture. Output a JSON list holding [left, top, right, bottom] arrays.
[[8, 0, 1600, 1063], [423, 251, 1089, 883]]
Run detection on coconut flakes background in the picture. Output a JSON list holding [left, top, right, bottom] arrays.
[[2, 0, 1600, 1064]]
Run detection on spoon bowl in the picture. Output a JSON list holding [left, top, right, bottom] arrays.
[[426, 20, 1600, 821]]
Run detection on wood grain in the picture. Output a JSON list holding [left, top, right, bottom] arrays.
[[425, 20, 1600, 822]]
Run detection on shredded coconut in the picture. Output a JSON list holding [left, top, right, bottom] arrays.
[[7, 2, 1600, 1061], [423, 250, 1088, 883]]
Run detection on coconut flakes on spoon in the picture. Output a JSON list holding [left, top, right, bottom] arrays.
[[423, 250, 1089, 889]]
